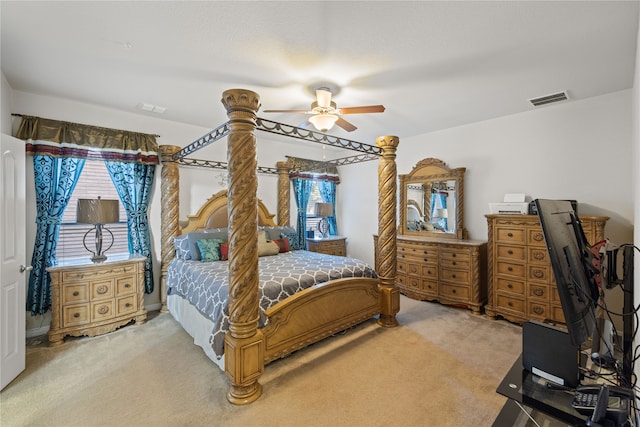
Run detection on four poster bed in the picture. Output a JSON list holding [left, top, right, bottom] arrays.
[[159, 89, 399, 405]]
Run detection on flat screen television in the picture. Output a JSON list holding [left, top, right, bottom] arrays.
[[534, 199, 600, 347]]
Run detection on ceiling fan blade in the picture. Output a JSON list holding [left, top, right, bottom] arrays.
[[316, 89, 332, 108], [338, 105, 386, 115], [263, 109, 310, 114], [335, 117, 357, 132]]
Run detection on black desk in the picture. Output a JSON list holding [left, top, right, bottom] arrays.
[[493, 354, 587, 426]]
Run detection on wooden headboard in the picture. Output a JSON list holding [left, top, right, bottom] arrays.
[[180, 189, 277, 234]]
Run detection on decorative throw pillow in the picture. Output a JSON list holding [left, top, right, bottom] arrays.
[[219, 242, 229, 261], [273, 237, 290, 253], [257, 240, 280, 257], [280, 231, 303, 250], [173, 235, 191, 260], [262, 226, 296, 241], [187, 232, 216, 261], [258, 229, 269, 243], [196, 238, 225, 262]]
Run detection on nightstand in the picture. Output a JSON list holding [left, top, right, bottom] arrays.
[[47, 254, 147, 346], [306, 236, 347, 256]]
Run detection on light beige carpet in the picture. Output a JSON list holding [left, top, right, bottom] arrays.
[[0, 296, 522, 427]]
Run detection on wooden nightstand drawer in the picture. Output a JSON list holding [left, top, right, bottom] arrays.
[[440, 268, 469, 283], [307, 237, 346, 256], [92, 300, 115, 321], [91, 280, 114, 300], [116, 277, 136, 295], [496, 294, 525, 313], [527, 265, 551, 283], [47, 255, 147, 346], [527, 247, 549, 264], [439, 248, 470, 262], [528, 301, 550, 319], [117, 295, 137, 315], [63, 305, 89, 327], [496, 277, 525, 295], [62, 284, 88, 304], [439, 257, 470, 270]]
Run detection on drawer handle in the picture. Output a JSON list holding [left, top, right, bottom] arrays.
[[533, 306, 543, 315], [452, 253, 456, 258], [507, 250, 513, 255], [451, 289, 456, 294], [507, 232, 513, 237], [124, 283, 131, 288], [451, 274, 456, 279], [72, 291, 79, 297], [452, 261, 457, 266], [507, 267, 513, 272], [533, 288, 544, 297], [97, 286, 108, 294], [98, 306, 109, 315], [508, 302, 513, 307], [507, 283, 513, 289], [533, 233, 544, 242], [125, 303, 132, 308], [423, 258, 428, 262], [73, 313, 80, 318], [533, 270, 544, 279], [534, 252, 545, 260]]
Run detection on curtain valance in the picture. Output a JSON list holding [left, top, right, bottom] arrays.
[[16, 115, 160, 164], [286, 156, 340, 183]]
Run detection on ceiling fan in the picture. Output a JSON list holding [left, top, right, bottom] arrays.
[[263, 87, 385, 132]]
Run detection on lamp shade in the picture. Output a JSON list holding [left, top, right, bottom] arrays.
[[308, 114, 338, 132], [77, 198, 119, 224], [314, 202, 333, 218]]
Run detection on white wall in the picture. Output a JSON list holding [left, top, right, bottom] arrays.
[[1, 72, 13, 134], [342, 90, 634, 267], [632, 4, 640, 397]]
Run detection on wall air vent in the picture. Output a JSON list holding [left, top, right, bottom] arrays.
[[528, 91, 569, 107]]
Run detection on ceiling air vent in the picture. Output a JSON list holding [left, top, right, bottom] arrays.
[[528, 91, 569, 107]]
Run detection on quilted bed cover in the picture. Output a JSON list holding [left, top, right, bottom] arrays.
[[166, 250, 377, 359]]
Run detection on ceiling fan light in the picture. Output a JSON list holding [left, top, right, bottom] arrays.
[[308, 114, 338, 132]]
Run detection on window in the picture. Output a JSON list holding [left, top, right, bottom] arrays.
[[56, 160, 129, 260], [305, 180, 324, 233]]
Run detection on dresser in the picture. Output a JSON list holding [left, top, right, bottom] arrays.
[[392, 235, 487, 314], [484, 214, 608, 324], [307, 236, 347, 256], [47, 254, 147, 346]]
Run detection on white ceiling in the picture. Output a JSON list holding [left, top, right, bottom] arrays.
[[1, 1, 639, 144]]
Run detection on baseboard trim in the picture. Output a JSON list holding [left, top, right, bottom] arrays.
[[26, 326, 49, 338]]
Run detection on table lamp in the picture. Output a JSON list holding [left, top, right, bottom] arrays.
[[77, 197, 120, 262], [314, 202, 333, 238]]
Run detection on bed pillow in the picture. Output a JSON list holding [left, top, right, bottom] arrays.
[[173, 235, 192, 260], [273, 237, 290, 253], [219, 242, 229, 261], [258, 240, 280, 257], [196, 238, 225, 262], [280, 231, 303, 250], [203, 228, 228, 240], [262, 226, 296, 241], [186, 232, 217, 261]]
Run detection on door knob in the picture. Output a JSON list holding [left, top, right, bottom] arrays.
[[19, 265, 33, 273]]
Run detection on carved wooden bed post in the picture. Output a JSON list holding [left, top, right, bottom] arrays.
[[159, 145, 182, 313], [221, 89, 264, 405], [276, 160, 291, 226], [376, 135, 400, 327]]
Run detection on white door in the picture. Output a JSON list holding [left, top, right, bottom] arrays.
[[0, 134, 27, 390]]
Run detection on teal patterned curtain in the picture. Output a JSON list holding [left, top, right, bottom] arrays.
[[105, 161, 156, 293], [430, 191, 448, 231], [317, 180, 337, 235], [28, 155, 85, 315], [291, 178, 313, 250]]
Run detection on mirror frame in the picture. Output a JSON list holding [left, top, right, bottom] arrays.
[[399, 158, 467, 239]]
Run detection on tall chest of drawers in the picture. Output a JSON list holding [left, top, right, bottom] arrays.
[[393, 235, 487, 314], [484, 214, 608, 324], [47, 254, 147, 346]]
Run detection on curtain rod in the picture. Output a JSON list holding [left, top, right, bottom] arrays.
[[11, 113, 161, 138]]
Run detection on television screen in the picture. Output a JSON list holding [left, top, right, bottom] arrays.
[[534, 199, 600, 346]]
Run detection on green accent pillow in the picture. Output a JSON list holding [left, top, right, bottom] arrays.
[[196, 238, 225, 262]]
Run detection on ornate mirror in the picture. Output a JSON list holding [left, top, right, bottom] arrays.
[[399, 158, 467, 239]]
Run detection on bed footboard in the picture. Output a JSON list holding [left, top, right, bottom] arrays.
[[262, 277, 380, 363]]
